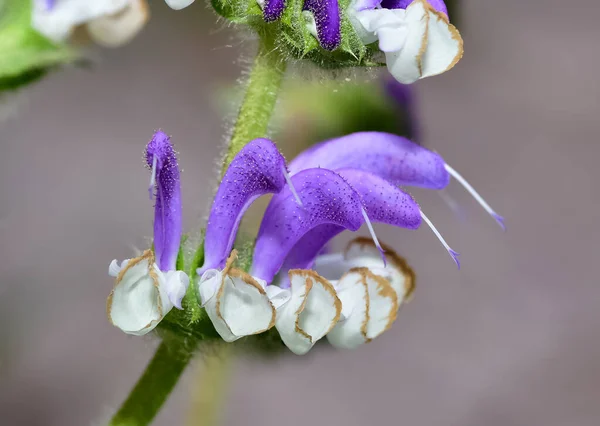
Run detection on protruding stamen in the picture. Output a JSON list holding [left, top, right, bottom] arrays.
[[148, 155, 157, 200], [444, 163, 506, 231], [282, 165, 303, 206], [420, 210, 460, 269], [361, 207, 387, 267]]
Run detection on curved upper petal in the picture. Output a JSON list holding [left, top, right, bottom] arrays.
[[200, 138, 287, 273], [279, 168, 421, 274], [145, 130, 182, 272], [289, 131, 449, 189], [251, 168, 364, 283]]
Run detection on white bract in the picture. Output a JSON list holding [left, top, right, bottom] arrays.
[[32, 0, 149, 47], [198, 252, 286, 342], [107, 250, 189, 336], [274, 270, 342, 355], [349, 0, 463, 83], [198, 241, 414, 353], [315, 238, 415, 349]]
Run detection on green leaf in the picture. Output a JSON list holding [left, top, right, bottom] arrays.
[[0, 0, 75, 90]]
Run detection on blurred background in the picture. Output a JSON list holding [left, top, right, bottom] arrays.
[[1, 0, 600, 425]]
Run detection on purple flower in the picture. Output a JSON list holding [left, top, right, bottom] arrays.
[[107, 130, 189, 335], [198, 131, 503, 351], [146, 130, 183, 272]]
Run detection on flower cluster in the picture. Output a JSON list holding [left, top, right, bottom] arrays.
[[107, 130, 503, 355], [213, 0, 463, 83]]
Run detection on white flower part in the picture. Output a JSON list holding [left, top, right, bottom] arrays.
[[275, 270, 342, 355], [32, 0, 130, 42], [86, 0, 149, 47], [327, 268, 398, 349], [107, 250, 187, 336], [198, 253, 277, 342], [315, 237, 415, 303], [165, 0, 196, 10], [350, 8, 408, 51], [349, 0, 463, 83], [387, 0, 463, 83]]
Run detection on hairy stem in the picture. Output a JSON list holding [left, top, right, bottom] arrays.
[[109, 338, 197, 426], [222, 31, 287, 174]]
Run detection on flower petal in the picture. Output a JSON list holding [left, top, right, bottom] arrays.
[[200, 138, 288, 273], [199, 254, 276, 342], [251, 168, 364, 283], [380, 0, 448, 17], [351, 8, 408, 51], [279, 169, 421, 274], [32, 0, 130, 42], [419, 1, 463, 78], [145, 130, 182, 272], [384, 0, 429, 84], [165, 0, 195, 10], [275, 269, 341, 355], [106, 250, 171, 336], [385, 0, 462, 83], [343, 237, 415, 301], [86, 0, 149, 47], [303, 0, 342, 50], [289, 132, 449, 189], [164, 270, 190, 309], [327, 267, 398, 349]]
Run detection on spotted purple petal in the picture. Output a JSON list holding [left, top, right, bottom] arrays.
[[263, 0, 286, 22], [145, 130, 182, 272], [303, 0, 341, 51], [200, 138, 288, 273], [380, 0, 448, 16], [250, 168, 364, 283], [289, 131, 450, 189], [279, 168, 422, 274]]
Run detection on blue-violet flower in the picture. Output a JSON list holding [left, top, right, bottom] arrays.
[[106, 131, 189, 336]]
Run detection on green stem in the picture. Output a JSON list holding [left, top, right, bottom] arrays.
[[186, 345, 234, 426], [109, 339, 197, 426], [222, 31, 287, 173]]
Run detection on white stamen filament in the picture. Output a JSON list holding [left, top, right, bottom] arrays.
[[420, 210, 460, 269], [149, 155, 158, 200], [282, 166, 303, 206], [444, 163, 505, 230], [361, 207, 386, 267]]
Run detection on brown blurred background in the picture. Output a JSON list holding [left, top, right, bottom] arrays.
[[1, 1, 599, 425]]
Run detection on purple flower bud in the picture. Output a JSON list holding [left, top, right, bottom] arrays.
[[263, 0, 286, 21], [303, 0, 342, 51], [145, 130, 182, 272]]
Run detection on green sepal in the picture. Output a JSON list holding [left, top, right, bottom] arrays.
[[0, 0, 76, 92]]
